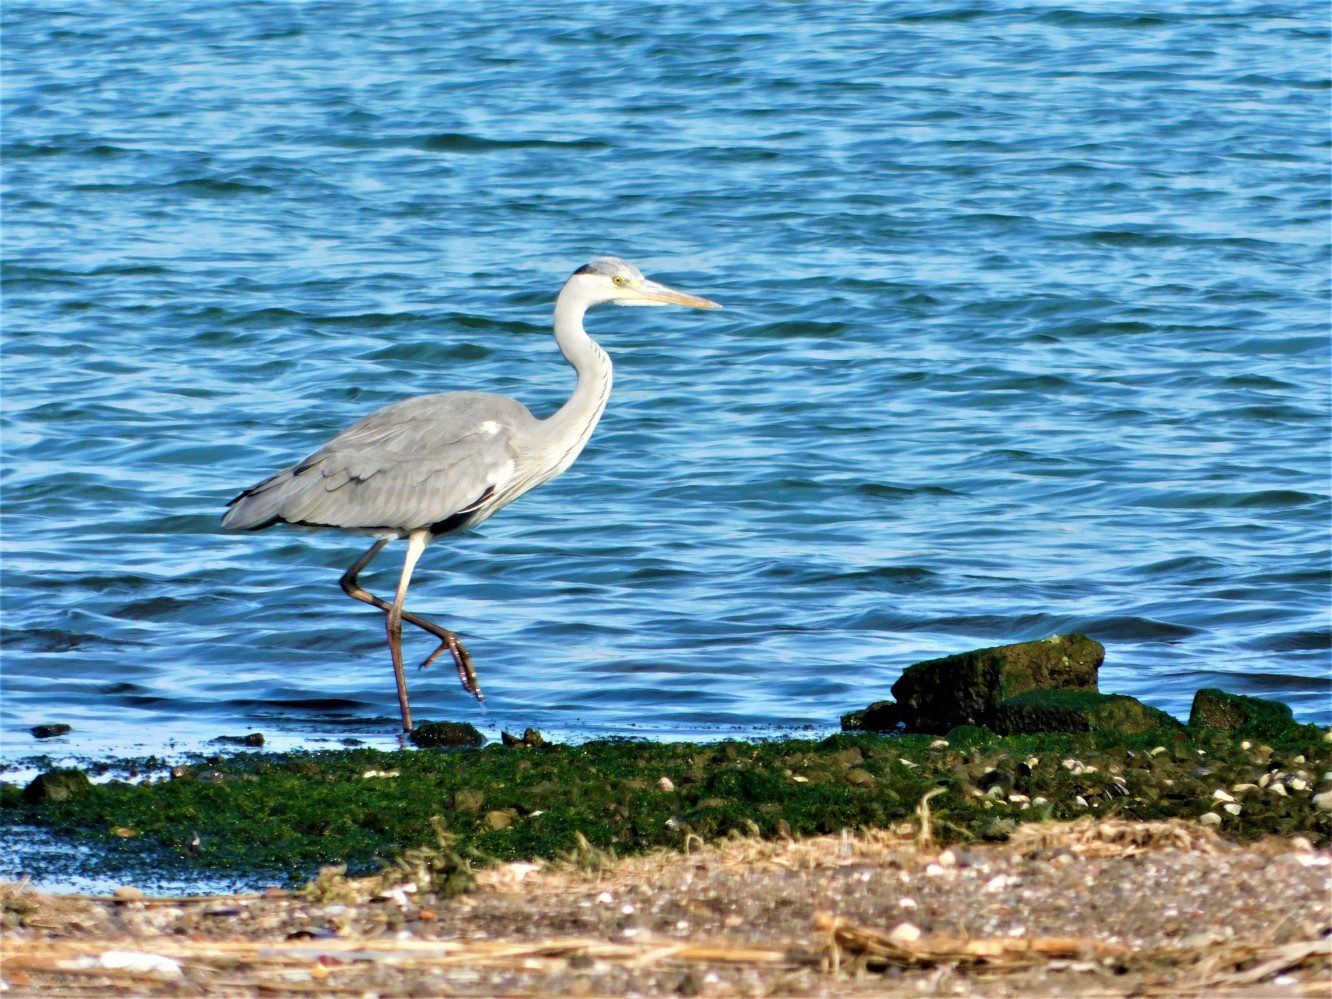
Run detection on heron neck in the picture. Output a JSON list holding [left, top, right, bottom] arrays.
[[546, 289, 614, 447]]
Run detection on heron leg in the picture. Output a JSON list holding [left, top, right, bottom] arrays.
[[340, 539, 485, 704], [385, 530, 430, 732]]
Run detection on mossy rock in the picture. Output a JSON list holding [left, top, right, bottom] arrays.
[[992, 689, 1182, 736], [1188, 688, 1296, 740], [24, 769, 93, 804], [409, 721, 483, 748], [887, 634, 1104, 733]]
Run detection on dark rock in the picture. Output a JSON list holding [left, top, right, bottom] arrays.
[[30, 724, 71, 739], [24, 768, 93, 804], [500, 728, 545, 748], [409, 721, 483, 748], [841, 700, 901, 732], [866, 634, 1104, 733], [979, 770, 1014, 795], [212, 732, 265, 747], [1188, 688, 1296, 739], [992, 689, 1182, 736]]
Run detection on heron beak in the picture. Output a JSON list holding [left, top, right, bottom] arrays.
[[624, 277, 722, 309]]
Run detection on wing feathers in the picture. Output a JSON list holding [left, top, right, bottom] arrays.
[[222, 394, 531, 533]]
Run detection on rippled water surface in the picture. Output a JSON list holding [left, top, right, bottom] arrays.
[[4, 1, 1329, 761]]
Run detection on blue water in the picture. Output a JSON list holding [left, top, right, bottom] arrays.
[[3, 1, 1329, 764]]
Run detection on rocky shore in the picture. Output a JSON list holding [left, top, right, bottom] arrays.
[[3, 634, 1330, 994]]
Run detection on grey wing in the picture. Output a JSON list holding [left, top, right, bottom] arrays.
[[222, 393, 531, 535]]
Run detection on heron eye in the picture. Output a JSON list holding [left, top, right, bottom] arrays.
[[612, 275, 625, 286]]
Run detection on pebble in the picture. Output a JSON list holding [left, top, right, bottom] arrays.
[[1311, 790, 1332, 812], [1231, 783, 1257, 796], [937, 849, 957, 868], [929, 739, 949, 749], [924, 863, 944, 877], [898, 897, 916, 909], [888, 922, 922, 943], [656, 776, 675, 792], [1258, 773, 1271, 788], [1222, 803, 1242, 816], [1288, 777, 1308, 792], [113, 886, 144, 901], [1268, 783, 1288, 797], [1290, 837, 1314, 853], [1030, 797, 1049, 807], [1199, 812, 1222, 826], [1075, 796, 1088, 809]]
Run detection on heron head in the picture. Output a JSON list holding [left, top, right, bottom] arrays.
[[570, 257, 721, 309]]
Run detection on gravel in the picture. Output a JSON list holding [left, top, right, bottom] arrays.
[[3, 819, 1329, 996]]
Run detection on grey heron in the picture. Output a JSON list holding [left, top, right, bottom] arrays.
[[222, 257, 720, 732]]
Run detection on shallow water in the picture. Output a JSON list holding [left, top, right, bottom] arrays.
[[3, 1, 1329, 763]]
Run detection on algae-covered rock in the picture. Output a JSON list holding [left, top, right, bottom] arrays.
[[1188, 688, 1295, 739], [888, 634, 1104, 733], [500, 728, 545, 748], [992, 689, 1182, 736], [409, 721, 483, 748], [24, 768, 93, 804]]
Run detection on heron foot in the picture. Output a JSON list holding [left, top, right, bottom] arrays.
[[420, 633, 483, 702]]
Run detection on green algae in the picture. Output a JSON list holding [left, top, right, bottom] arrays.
[[3, 726, 1329, 889], [993, 689, 1184, 735]]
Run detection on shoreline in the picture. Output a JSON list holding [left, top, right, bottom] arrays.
[[5, 719, 1330, 891]]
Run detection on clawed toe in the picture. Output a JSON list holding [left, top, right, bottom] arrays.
[[419, 642, 450, 671]]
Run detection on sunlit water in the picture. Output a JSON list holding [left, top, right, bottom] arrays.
[[4, 1, 1329, 769]]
